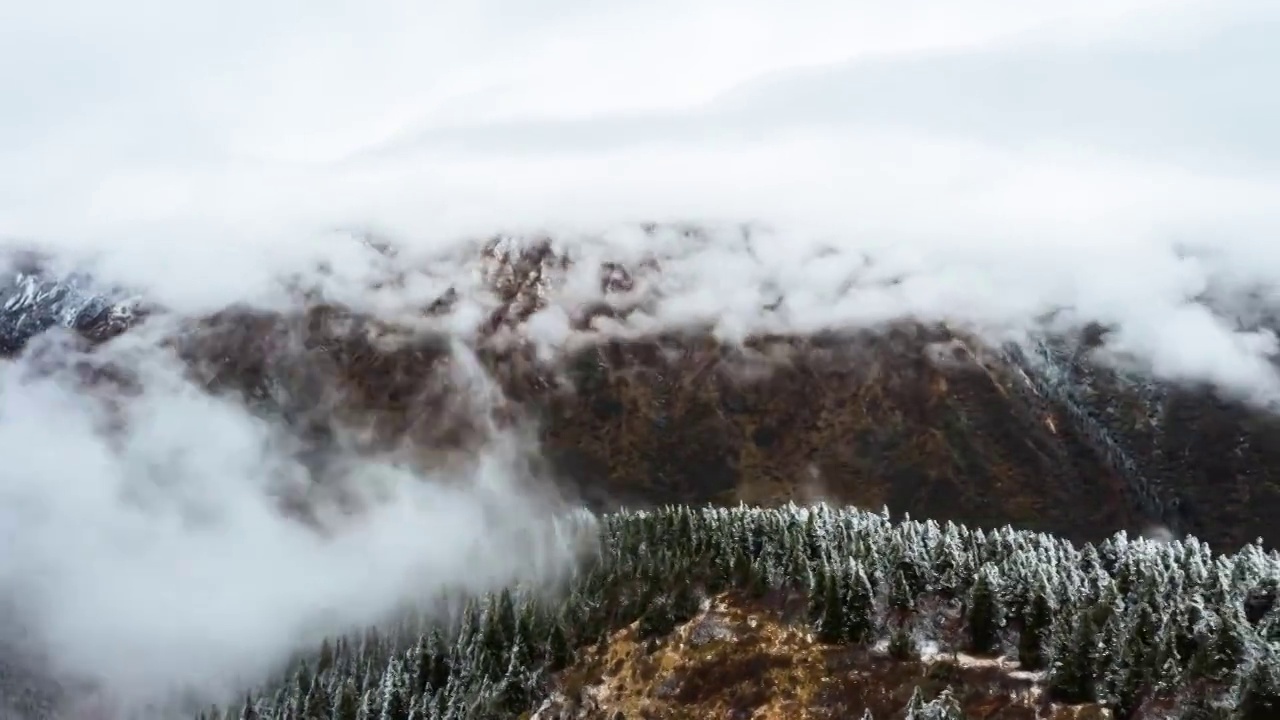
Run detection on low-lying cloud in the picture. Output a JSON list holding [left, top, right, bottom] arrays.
[[0, 327, 582, 715]]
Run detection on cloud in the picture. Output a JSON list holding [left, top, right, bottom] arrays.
[[0, 328, 581, 713], [1, 0, 1280, 712]]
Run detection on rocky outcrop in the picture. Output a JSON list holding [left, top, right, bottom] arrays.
[[0, 260, 138, 356]]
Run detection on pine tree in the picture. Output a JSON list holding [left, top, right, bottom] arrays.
[[506, 610, 536, 682], [815, 567, 846, 643], [918, 687, 965, 720], [301, 670, 331, 720], [904, 686, 927, 719], [1108, 630, 1147, 720], [747, 555, 771, 598], [356, 688, 378, 720], [406, 635, 429, 699], [965, 563, 1004, 656], [1017, 570, 1055, 671], [1191, 608, 1251, 682], [670, 567, 701, 624], [379, 658, 411, 720], [888, 619, 916, 660], [424, 628, 452, 693], [545, 619, 573, 672], [317, 638, 336, 677], [846, 563, 876, 645], [1176, 691, 1234, 720], [238, 694, 259, 720], [889, 568, 915, 615], [290, 661, 314, 720], [1239, 651, 1280, 720], [1047, 609, 1097, 703], [332, 679, 361, 720], [1172, 594, 1208, 666], [487, 589, 519, 668], [271, 685, 291, 720], [638, 594, 677, 640]]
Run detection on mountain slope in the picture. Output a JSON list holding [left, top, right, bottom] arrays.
[[195, 504, 1280, 720], [2, 241, 1275, 551], [4, 239, 1280, 718]]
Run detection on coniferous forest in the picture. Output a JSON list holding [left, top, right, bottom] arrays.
[[186, 504, 1279, 720]]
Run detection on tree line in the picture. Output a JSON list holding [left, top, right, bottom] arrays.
[[191, 503, 1279, 720]]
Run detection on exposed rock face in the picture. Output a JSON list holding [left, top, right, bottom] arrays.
[[0, 262, 137, 356], [1, 240, 1278, 552]]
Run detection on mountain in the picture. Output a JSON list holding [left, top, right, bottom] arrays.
[[3, 239, 1280, 719], [1, 241, 1277, 553]]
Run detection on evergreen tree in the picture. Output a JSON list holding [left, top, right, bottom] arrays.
[[1017, 570, 1055, 671], [1176, 691, 1235, 720], [846, 563, 876, 645], [670, 567, 702, 623], [904, 686, 927, 720], [814, 567, 846, 643], [1191, 608, 1252, 682], [1172, 594, 1208, 666], [404, 636, 428, 699], [918, 687, 965, 720], [889, 568, 915, 615], [376, 653, 407, 717], [317, 638, 336, 677], [271, 685, 291, 720], [290, 661, 314, 720], [506, 609, 536, 683], [356, 687, 378, 720], [332, 679, 361, 720], [638, 594, 677, 640], [487, 589, 520, 667], [888, 619, 917, 660], [545, 619, 573, 672], [300, 672, 330, 720], [1108, 631, 1147, 720], [1046, 610, 1096, 704], [1239, 652, 1280, 720], [965, 563, 1005, 656], [238, 694, 259, 720]]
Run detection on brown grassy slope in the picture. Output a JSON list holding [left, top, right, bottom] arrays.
[[165, 301, 1144, 548], [533, 328, 1142, 546], [532, 590, 1110, 720], [147, 242, 1141, 544], [1041, 350, 1280, 554], [1152, 389, 1280, 552]]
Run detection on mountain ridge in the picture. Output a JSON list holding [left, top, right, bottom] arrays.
[[0, 239, 1275, 551]]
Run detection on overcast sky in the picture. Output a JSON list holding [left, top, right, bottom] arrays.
[[3, 0, 1275, 205], [0, 0, 1277, 377]]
